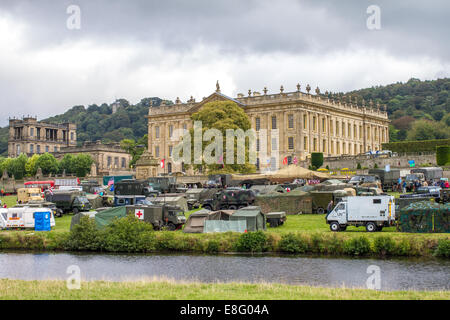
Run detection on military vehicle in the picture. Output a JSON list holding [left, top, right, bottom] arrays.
[[207, 174, 232, 188], [264, 211, 287, 227], [17, 187, 42, 204], [114, 195, 146, 207], [437, 188, 450, 203], [80, 180, 101, 194], [411, 167, 443, 182], [348, 175, 381, 187], [147, 176, 178, 193], [186, 188, 219, 210], [327, 196, 395, 232], [125, 204, 186, 230], [44, 190, 91, 214], [201, 189, 256, 211], [114, 179, 159, 197], [368, 168, 400, 191]]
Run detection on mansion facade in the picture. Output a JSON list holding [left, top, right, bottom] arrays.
[[147, 83, 390, 175]]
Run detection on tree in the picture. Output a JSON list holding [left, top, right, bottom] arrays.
[[59, 154, 76, 175], [311, 152, 324, 169], [436, 146, 450, 166], [25, 154, 40, 176], [184, 100, 255, 174], [35, 153, 59, 175], [120, 134, 148, 167], [406, 120, 450, 141], [73, 154, 94, 177], [7, 154, 28, 179]]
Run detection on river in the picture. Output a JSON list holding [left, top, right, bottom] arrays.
[[0, 252, 449, 291]]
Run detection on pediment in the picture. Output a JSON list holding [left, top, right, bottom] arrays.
[[187, 91, 246, 113]]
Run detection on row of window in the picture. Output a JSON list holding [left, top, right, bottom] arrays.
[[254, 115, 387, 142], [153, 124, 188, 139], [27, 128, 75, 141], [106, 156, 127, 168], [255, 136, 378, 154]]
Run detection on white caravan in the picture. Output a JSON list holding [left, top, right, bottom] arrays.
[[326, 195, 395, 232], [3, 207, 56, 229]]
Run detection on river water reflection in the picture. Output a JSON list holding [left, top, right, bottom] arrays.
[[0, 252, 448, 291]]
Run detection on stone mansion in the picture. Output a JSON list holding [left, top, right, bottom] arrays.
[[147, 82, 390, 175]]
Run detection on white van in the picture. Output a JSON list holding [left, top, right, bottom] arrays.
[[326, 195, 395, 232], [4, 207, 56, 229]]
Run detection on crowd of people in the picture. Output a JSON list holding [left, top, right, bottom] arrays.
[[394, 177, 449, 193]]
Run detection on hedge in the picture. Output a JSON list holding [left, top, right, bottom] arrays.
[[382, 139, 450, 153], [436, 146, 450, 166], [311, 152, 324, 169]]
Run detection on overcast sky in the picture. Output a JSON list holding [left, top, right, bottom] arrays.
[[0, 0, 449, 126]]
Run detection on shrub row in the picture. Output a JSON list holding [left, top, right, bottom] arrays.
[[382, 139, 450, 153], [0, 217, 448, 258], [436, 146, 450, 166]]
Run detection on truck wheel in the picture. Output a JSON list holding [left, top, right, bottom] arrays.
[[167, 223, 176, 231], [330, 222, 340, 232], [366, 222, 377, 232], [228, 205, 237, 210], [316, 207, 325, 214], [238, 205, 246, 209], [202, 205, 212, 211], [73, 208, 79, 214]]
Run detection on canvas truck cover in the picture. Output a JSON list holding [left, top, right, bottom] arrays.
[[149, 196, 188, 212], [86, 194, 103, 209], [230, 206, 266, 231], [255, 189, 312, 214], [183, 210, 234, 233], [398, 201, 449, 233], [70, 211, 98, 230], [204, 220, 247, 233], [94, 206, 127, 229], [250, 185, 285, 195]]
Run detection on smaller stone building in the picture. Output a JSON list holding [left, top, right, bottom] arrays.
[[8, 116, 77, 157], [53, 140, 132, 176]]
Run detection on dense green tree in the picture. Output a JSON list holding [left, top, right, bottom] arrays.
[[25, 154, 40, 176], [7, 153, 28, 179], [120, 134, 148, 168], [406, 120, 450, 141], [58, 154, 76, 175], [73, 154, 94, 177], [184, 100, 256, 174], [35, 153, 59, 175]]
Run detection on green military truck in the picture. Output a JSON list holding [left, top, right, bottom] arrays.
[[368, 168, 400, 191], [264, 211, 287, 227], [114, 179, 159, 197], [147, 177, 178, 194], [186, 188, 220, 210], [201, 189, 256, 211], [45, 190, 91, 214], [125, 204, 186, 230]]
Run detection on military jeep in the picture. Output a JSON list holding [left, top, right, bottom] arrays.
[[201, 189, 256, 211]]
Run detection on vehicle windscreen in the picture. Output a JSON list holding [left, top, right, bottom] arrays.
[[349, 176, 362, 182]]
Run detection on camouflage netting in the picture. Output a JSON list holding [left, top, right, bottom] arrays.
[[255, 189, 312, 214], [398, 201, 449, 233]]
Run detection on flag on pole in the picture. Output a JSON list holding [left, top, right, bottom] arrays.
[[160, 159, 165, 169], [293, 157, 298, 165], [283, 157, 288, 165], [107, 177, 114, 186]]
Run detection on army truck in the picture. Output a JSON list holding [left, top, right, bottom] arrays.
[[114, 179, 159, 197], [201, 189, 256, 211], [186, 188, 219, 210], [147, 177, 177, 193], [437, 188, 450, 203], [411, 167, 443, 183], [45, 190, 91, 214], [17, 187, 42, 204], [125, 204, 186, 230], [368, 168, 400, 191]]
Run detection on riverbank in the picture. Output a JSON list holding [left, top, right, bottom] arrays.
[[0, 278, 448, 300], [1, 196, 448, 258]]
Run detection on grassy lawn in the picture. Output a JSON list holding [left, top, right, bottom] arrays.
[[0, 279, 448, 300]]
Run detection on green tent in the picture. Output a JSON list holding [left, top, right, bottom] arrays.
[[230, 206, 266, 231], [94, 206, 127, 229], [398, 201, 449, 233], [255, 189, 312, 214]]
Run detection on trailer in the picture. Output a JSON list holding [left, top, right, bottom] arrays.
[[326, 195, 395, 232], [2, 207, 55, 229]]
